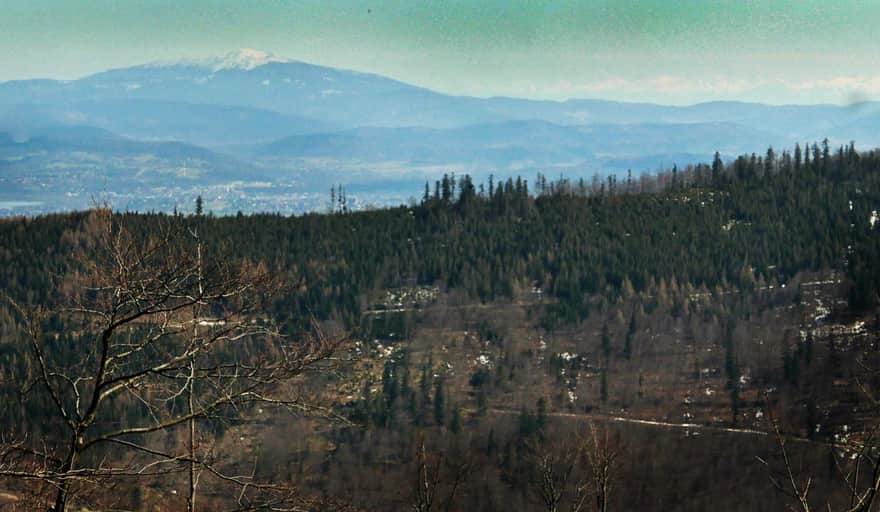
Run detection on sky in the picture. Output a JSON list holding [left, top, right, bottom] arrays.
[[2, 0, 880, 105]]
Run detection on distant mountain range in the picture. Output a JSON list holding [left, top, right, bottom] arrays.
[[257, 120, 775, 168], [2, 48, 879, 215]]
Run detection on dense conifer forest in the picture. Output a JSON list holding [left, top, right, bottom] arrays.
[[2, 142, 880, 510], [5, 142, 880, 322]]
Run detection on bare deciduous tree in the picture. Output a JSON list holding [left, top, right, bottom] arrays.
[[585, 422, 619, 512], [531, 443, 589, 512], [759, 374, 880, 512], [527, 421, 621, 512], [0, 209, 347, 511], [410, 435, 470, 512]]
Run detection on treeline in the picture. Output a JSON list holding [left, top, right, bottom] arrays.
[[2, 142, 879, 334]]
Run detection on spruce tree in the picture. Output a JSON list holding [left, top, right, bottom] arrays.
[[433, 380, 445, 426]]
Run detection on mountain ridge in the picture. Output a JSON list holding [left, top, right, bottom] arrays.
[[3, 50, 880, 215], [5, 50, 880, 136]]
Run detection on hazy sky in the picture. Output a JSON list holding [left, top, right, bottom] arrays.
[[2, 0, 880, 105]]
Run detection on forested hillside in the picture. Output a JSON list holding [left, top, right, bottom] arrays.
[[4, 141, 879, 322], [1, 141, 880, 510]]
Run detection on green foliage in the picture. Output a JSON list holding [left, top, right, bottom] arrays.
[[600, 369, 609, 403], [450, 405, 462, 434], [601, 322, 612, 360], [624, 306, 637, 360], [434, 380, 445, 426], [469, 367, 491, 388]]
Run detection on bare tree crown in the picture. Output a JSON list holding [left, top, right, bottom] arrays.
[[1, 209, 345, 511]]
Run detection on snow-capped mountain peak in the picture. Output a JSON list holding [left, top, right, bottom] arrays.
[[210, 48, 290, 71], [146, 49, 290, 72]]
